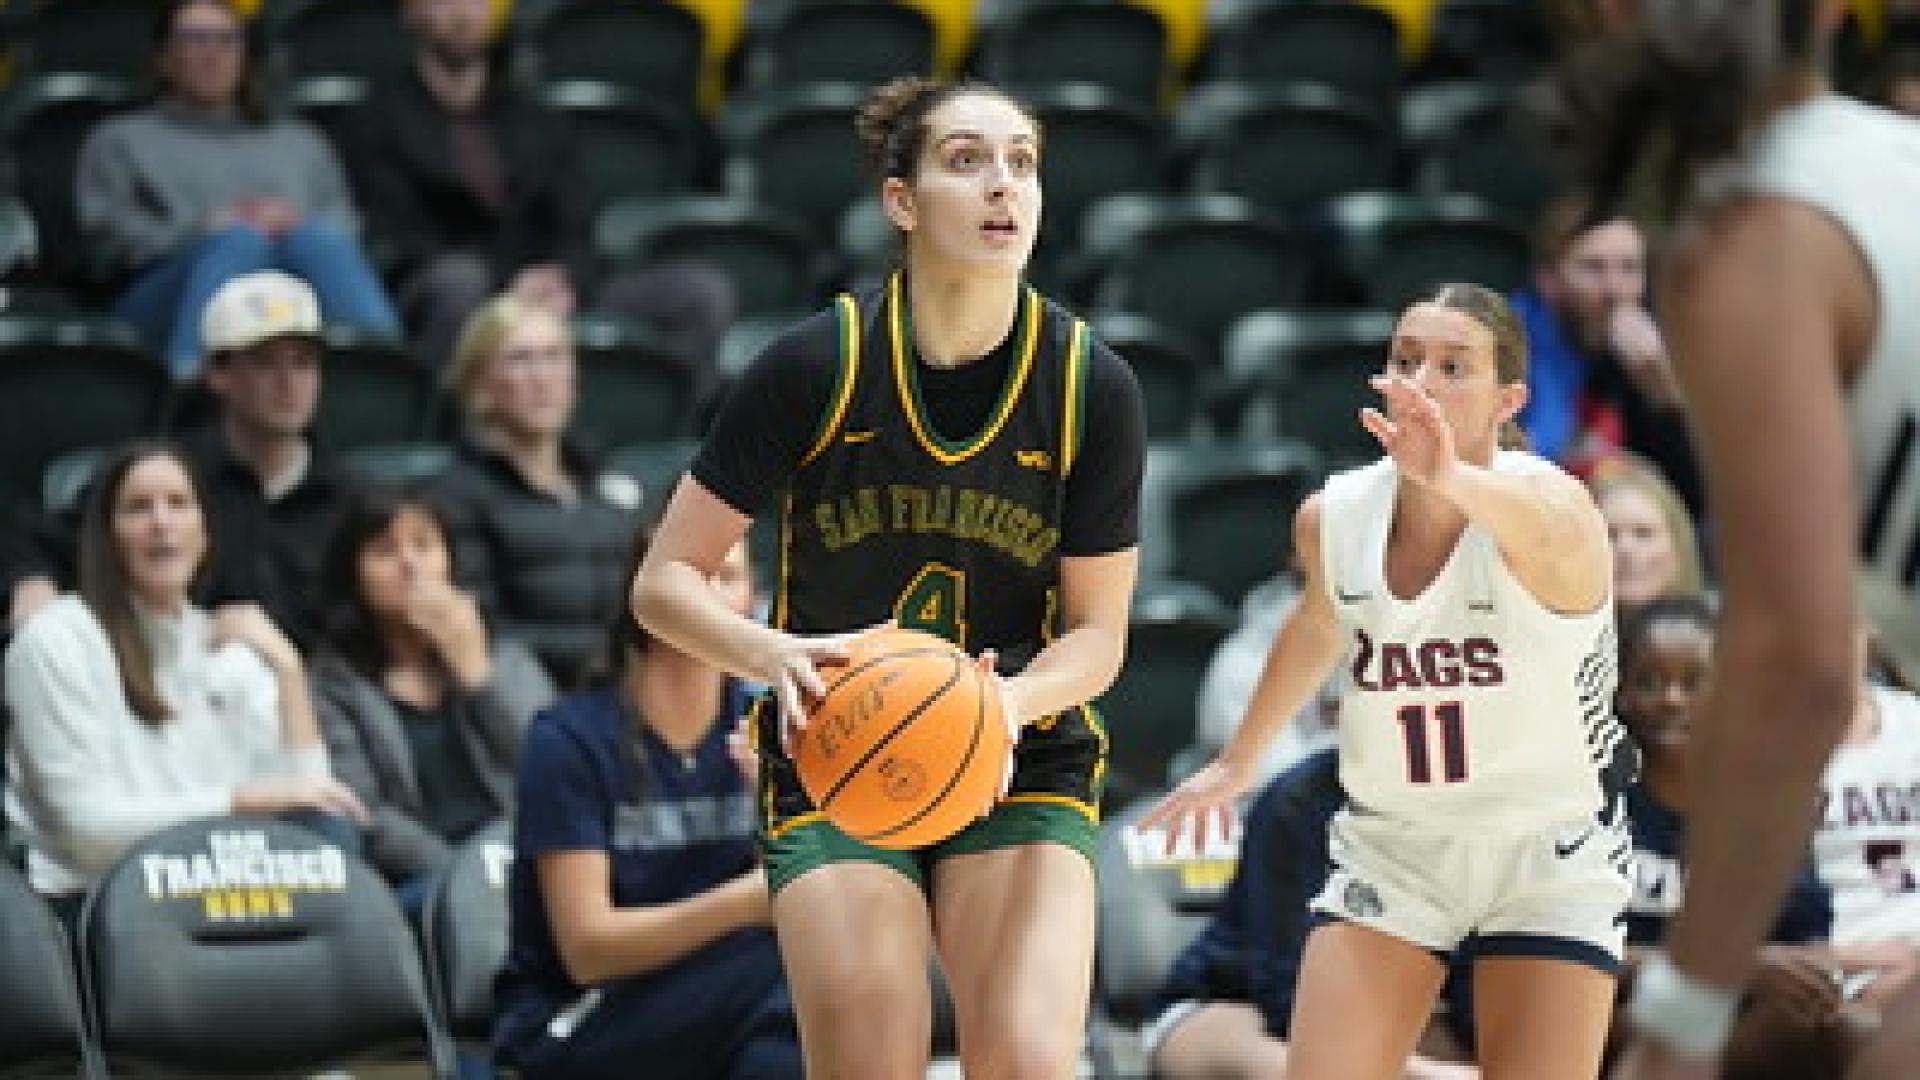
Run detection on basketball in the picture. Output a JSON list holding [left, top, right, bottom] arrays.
[[793, 627, 1010, 850]]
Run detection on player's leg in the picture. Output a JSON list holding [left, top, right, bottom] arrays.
[[1850, 969, 1920, 1078], [1149, 1001, 1295, 1079], [1287, 920, 1450, 1080], [931, 835, 1096, 1080], [771, 858, 934, 1080], [1471, 953, 1614, 1079]]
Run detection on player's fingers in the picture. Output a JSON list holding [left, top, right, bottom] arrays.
[[1360, 408, 1396, 444]]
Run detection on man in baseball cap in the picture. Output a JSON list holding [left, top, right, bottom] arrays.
[[7, 271, 358, 645], [191, 271, 354, 647]]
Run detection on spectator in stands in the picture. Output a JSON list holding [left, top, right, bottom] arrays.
[[76, 0, 399, 380], [312, 485, 553, 906], [1510, 200, 1702, 513], [432, 296, 647, 686], [2, 441, 365, 914], [1147, 748, 1478, 1080], [1613, 593, 1860, 1077], [344, 0, 735, 378], [1811, 627, 1920, 1010], [494, 531, 801, 1079], [6, 271, 359, 650], [1587, 455, 1705, 623]]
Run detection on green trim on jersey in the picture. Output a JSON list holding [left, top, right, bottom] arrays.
[[798, 293, 863, 468], [1061, 318, 1089, 475], [889, 273, 1043, 464]]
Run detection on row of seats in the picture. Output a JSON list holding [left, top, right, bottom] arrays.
[[3, 0, 1554, 112], [0, 813, 500, 1078], [0, 313, 696, 515], [0, 296, 1372, 513], [0, 65, 1550, 287], [0, 790, 1229, 1078]]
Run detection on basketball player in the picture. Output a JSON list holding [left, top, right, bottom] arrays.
[[1543, 2, 1920, 1075], [630, 77, 1145, 1077], [1143, 283, 1637, 1080]]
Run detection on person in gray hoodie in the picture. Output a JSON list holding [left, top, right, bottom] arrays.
[[312, 484, 553, 907], [76, 0, 399, 379]]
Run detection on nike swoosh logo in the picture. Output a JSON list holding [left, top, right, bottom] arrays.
[[842, 430, 878, 444], [1554, 827, 1594, 859], [1468, 601, 1495, 613], [1337, 590, 1369, 603], [1015, 449, 1053, 470]]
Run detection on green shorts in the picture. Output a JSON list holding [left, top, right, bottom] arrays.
[[754, 697, 1107, 894]]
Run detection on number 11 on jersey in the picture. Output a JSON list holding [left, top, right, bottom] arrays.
[[1399, 702, 1468, 784]]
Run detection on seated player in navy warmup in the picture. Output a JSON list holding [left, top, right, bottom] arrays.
[[493, 534, 800, 1080]]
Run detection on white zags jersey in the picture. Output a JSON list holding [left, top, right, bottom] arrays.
[[1815, 685, 1920, 944], [1319, 454, 1624, 829], [1733, 96, 1920, 688]]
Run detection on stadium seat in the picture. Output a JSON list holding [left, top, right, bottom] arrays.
[[1423, 0, 1554, 86], [270, 0, 411, 82], [309, 327, 439, 451], [0, 860, 100, 1079], [1164, 441, 1322, 609], [977, 0, 1170, 108], [1180, 82, 1396, 210], [1322, 190, 1531, 311], [421, 819, 512, 1044], [79, 815, 455, 1077], [1403, 81, 1563, 223], [541, 81, 702, 212], [1087, 312, 1205, 443], [1083, 193, 1312, 371], [520, 0, 706, 113], [1099, 579, 1235, 806], [571, 315, 697, 446], [721, 82, 868, 240], [1208, 0, 1401, 109], [340, 442, 457, 485], [596, 196, 825, 316], [40, 444, 112, 517], [284, 74, 371, 152], [1221, 307, 1395, 457], [1, 73, 138, 287], [607, 438, 701, 515], [16, 0, 157, 80], [744, 0, 937, 88], [1023, 84, 1168, 291], [0, 315, 170, 520]]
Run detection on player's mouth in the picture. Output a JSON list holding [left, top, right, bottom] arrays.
[[981, 219, 1020, 240]]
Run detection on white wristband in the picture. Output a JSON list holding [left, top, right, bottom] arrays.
[[1628, 952, 1741, 1060]]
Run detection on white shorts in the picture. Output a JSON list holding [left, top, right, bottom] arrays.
[[1309, 807, 1632, 972]]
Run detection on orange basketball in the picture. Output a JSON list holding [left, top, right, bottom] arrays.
[[794, 627, 1011, 850]]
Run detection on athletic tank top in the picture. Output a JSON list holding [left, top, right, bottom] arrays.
[[1732, 95, 1920, 688], [1319, 453, 1631, 829], [773, 273, 1091, 667], [1815, 684, 1920, 944]]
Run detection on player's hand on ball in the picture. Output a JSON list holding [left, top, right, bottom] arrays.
[[975, 649, 1022, 813], [769, 624, 879, 749], [1135, 755, 1255, 858]]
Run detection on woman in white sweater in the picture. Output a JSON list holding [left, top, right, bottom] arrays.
[[3, 441, 365, 907]]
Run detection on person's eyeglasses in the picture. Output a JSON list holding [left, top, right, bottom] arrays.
[[170, 27, 244, 49]]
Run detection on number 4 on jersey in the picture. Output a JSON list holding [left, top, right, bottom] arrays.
[[896, 563, 968, 647]]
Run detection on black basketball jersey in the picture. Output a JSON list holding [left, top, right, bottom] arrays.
[[773, 273, 1090, 668]]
